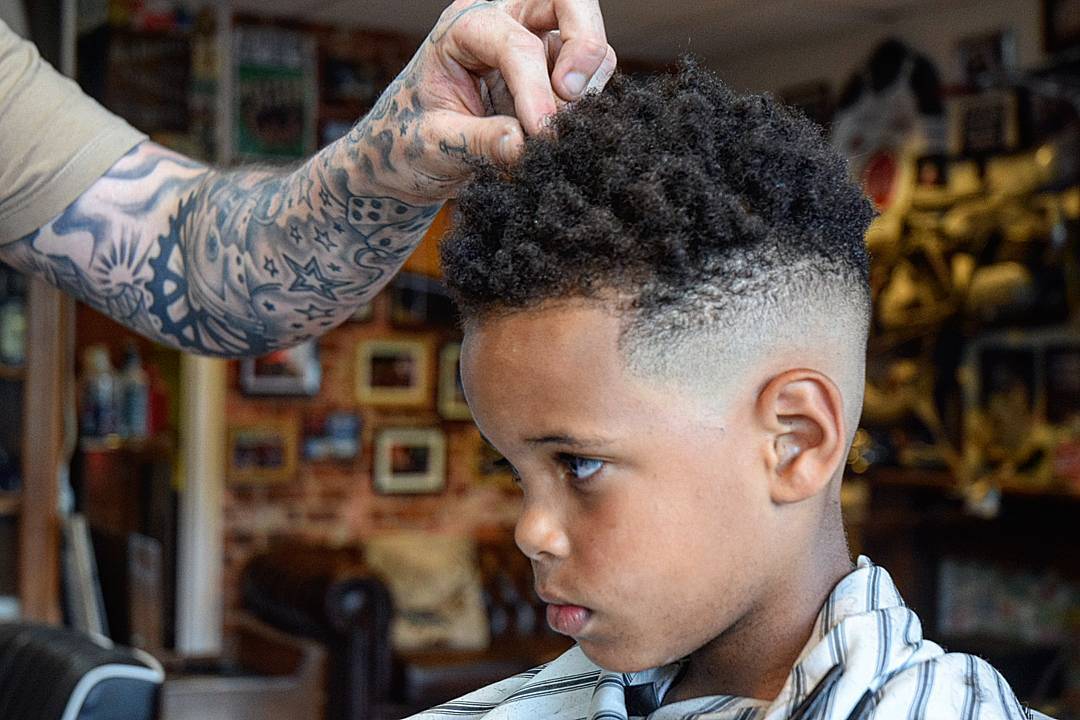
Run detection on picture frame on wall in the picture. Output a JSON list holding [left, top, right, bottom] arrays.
[[949, 90, 1020, 158], [955, 29, 1016, 88], [233, 24, 317, 161], [373, 427, 447, 495], [239, 340, 321, 396], [356, 338, 431, 407], [1042, 0, 1080, 55], [303, 409, 363, 462], [227, 417, 300, 485], [438, 343, 471, 421]]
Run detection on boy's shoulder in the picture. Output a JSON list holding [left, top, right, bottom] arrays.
[[867, 650, 1053, 720], [407, 646, 601, 720]]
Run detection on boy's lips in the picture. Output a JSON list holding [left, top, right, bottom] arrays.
[[538, 589, 593, 636], [546, 603, 592, 636]]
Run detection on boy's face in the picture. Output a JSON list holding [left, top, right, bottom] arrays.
[[461, 300, 784, 673]]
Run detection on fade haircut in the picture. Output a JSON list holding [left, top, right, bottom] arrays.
[[442, 60, 874, 413]]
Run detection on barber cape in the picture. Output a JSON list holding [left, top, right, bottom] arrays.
[[411, 557, 1053, 720]]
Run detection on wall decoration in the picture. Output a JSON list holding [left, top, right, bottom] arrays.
[[233, 25, 317, 161], [1042, 0, 1080, 55], [960, 329, 1080, 491], [356, 338, 431, 407], [227, 417, 299, 485], [239, 340, 321, 396], [949, 90, 1020, 158], [303, 409, 362, 462], [438, 343, 471, 421], [832, 39, 947, 211], [955, 29, 1016, 88], [373, 427, 447, 495]]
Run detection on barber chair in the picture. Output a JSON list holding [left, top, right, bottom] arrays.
[[0, 622, 163, 720]]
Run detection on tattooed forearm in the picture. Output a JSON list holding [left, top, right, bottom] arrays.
[[0, 139, 440, 356]]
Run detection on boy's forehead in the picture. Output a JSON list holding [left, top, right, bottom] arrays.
[[460, 302, 725, 446]]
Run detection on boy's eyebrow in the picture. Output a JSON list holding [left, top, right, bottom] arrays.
[[477, 431, 615, 450], [525, 434, 613, 449]]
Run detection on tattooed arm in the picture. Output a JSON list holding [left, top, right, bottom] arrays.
[[0, 141, 444, 355], [0, 0, 615, 356]]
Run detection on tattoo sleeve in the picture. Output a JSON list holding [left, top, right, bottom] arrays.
[[0, 138, 441, 357]]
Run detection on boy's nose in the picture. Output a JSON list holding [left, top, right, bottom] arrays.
[[515, 502, 571, 561]]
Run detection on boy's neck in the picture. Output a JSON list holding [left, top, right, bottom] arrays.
[[664, 548, 853, 705]]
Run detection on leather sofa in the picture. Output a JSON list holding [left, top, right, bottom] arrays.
[[237, 531, 571, 720]]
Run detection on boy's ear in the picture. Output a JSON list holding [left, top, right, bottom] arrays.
[[755, 369, 847, 505]]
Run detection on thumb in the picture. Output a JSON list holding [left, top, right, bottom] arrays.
[[425, 112, 527, 173]]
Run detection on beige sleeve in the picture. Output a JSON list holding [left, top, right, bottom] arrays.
[[0, 19, 147, 245]]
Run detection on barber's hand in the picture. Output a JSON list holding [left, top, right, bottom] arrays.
[[346, 0, 617, 204]]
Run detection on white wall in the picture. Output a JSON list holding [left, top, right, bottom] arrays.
[[713, 0, 1044, 94]]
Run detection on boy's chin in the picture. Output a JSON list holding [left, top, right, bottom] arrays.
[[578, 638, 683, 674]]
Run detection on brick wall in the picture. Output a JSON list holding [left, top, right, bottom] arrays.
[[221, 226, 521, 614]]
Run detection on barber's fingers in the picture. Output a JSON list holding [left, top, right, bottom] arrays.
[[421, 111, 527, 180], [542, 30, 617, 98], [509, 0, 611, 100], [440, 5, 558, 135]]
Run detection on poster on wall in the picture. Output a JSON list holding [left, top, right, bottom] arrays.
[[233, 25, 317, 161]]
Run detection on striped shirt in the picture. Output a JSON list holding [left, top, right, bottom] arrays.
[[410, 557, 1055, 720]]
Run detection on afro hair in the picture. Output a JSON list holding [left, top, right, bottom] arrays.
[[442, 60, 874, 345]]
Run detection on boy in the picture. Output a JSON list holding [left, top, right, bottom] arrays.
[[416, 63, 1050, 719]]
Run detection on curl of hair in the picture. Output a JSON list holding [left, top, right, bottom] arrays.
[[441, 59, 874, 340]]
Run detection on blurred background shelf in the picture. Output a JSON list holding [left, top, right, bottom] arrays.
[[859, 466, 1080, 501]]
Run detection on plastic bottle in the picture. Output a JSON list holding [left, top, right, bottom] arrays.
[[80, 346, 118, 440], [118, 343, 150, 440]]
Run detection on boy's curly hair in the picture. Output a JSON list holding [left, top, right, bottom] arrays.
[[441, 60, 873, 354]]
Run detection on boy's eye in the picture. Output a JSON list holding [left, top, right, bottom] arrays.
[[562, 455, 604, 483]]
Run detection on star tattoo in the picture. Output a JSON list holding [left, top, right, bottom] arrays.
[[284, 254, 350, 301], [313, 227, 337, 252]]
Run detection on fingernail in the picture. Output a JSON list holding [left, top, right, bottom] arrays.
[[563, 71, 589, 98], [498, 132, 517, 163]]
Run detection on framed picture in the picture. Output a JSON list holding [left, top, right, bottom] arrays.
[[300, 408, 362, 464], [303, 409, 362, 462], [438, 343, 471, 421], [1043, 0, 1080, 55], [227, 417, 299, 485], [240, 340, 321, 396], [956, 29, 1016, 87], [949, 90, 1020, 158], [373, 427, 447, 495], [233, 25, 317, 161], [356, 338, 431, 407]]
